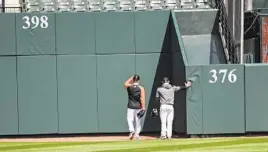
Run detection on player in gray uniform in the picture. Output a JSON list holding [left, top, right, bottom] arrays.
[[156, 77, 192, 140]]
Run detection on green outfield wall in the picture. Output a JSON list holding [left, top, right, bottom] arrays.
[[244, 64, 268, 132], [0, 11, 186, 135], [186, 65, 245, 135], [253, 0, 268, 9], [1, 11, 268, 136], [0, 57, 18, 135]]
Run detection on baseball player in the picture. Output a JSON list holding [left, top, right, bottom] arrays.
[[124, 75, 146, 140], [155, 77, 192, 140]]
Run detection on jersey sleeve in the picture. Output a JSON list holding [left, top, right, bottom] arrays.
[[172, 86, 181, 91]]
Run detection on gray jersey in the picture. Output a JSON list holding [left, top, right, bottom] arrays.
[[156, 83, 181, 105]]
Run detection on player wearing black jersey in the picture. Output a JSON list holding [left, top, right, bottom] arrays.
[[124, 75, 145, 140]]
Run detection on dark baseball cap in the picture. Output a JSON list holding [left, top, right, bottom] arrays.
[[162, 77, 170, 83]]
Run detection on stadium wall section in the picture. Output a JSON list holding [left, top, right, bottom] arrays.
[[0, 11, 267, 136], [0, 11, 187, 135]]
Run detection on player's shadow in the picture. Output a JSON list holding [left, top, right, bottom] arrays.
[[141, 13, 187, 138]]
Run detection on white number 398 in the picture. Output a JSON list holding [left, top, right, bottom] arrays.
[[209, 69, 237, 84], [22, 15, 49, 29]]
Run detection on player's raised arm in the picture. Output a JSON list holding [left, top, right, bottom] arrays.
[[124, 76, 133, 89], [173, 80, 192, 91], [140, 86, 146, 110]]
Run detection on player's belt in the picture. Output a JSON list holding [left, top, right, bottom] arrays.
[[161, 103, 173, 106]]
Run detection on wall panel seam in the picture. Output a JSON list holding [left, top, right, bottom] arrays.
[[15, 14, 20, 134], [134, 12, 137, 73], [243, 65, 246, 132], [94, 14, 99, 132], [54, 14, 60, 134], [201, 65, 204, 134], [56, 56, 59, 134]]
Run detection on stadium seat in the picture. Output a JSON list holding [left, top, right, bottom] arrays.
[[180, 0, 194, 9], [134, 0, 148, 11], [20, 0, 211, 12], [118, 0, 133, 11], [72, 0, 87, 12], [42, 0, 56, 12], [103, 0, 118, 11], [149, 0, 164, 10], [4, 0, 21, 9], [56, 0, 72, 12], [87, 0, 103, 11], [195, 0, 209, 8], [164, 0, 179, 10], [25, 0, 42, 12]]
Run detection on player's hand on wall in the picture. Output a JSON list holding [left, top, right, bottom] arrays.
[[185, 81, 192, 88]]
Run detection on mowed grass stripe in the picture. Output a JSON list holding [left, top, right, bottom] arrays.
[[11, 139, 235, 152], [180, 142, 268, 152], [175, 149, 267, 152], [0, 142, 114, 151], [0, 138, 236, 151], [6, 142, 268, 152], [1, 138, 268, 152], [98, 138, 268, 152], [205, 143, 268, 151], [181, 148, 268, 152], [0, 143, 42, 147]]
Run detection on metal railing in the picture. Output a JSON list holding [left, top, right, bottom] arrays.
[[216, 0, 239, 64], [0, 7, 23, 12]]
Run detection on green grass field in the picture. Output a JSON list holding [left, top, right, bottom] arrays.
[[1, 137, 268, 152]]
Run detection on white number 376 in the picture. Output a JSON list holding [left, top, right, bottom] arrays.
[[209, 69, 237, 83], [22, 15, 49, 29]]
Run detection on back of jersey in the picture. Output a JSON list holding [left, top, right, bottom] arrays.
[[127, 84, 141, 109], [157, 83, 177, 105]]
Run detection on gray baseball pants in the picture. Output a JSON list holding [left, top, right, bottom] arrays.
[[127, 108, 141, 137], [160, 104, 174, 138]]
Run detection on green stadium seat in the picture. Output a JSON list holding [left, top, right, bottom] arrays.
[[25, 0, 42, 12], [88, 0, 103, 11], [72, 0, 87, 11], [149, 0, 164, 10], [42, 0, 56, 12], [118, 0, 133, 11], [56, 0, 72, 12], [164, 0, 180, 10], [180, 0, 194, 9], [134, 0, 148, 11], [196, 0, 210, 8], [103, 0, 118, 11]]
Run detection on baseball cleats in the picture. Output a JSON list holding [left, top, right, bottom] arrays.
[[158, 136, 167, 140], [133, 135, 140, 140], [129, 131, 135, 140]]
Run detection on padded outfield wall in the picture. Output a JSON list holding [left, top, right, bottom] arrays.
[[0, 11, 188, 135], [0, 11, 267, 136]]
